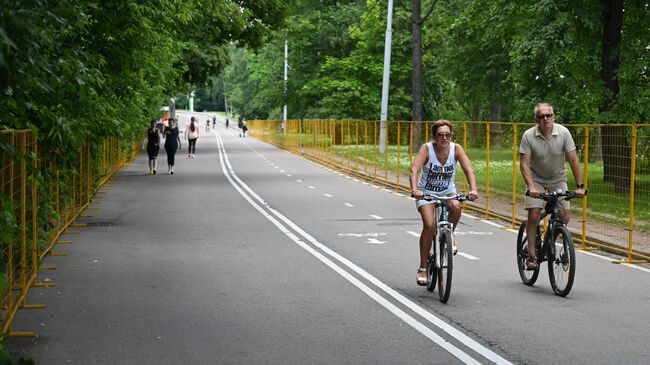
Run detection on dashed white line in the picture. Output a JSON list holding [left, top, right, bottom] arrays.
[[344, 203, 355, 208], [296, 179, 302, 183], [324, 193, 333, 198], [308, 185, 315, 189], [458, 252, 479, 260], [407, 231, 420, 238], [370, 215, 383, 220]]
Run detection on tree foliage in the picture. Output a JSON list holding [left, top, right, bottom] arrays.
[[220, 0, 649, 126]]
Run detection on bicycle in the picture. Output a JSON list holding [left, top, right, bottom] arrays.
[[421, 193, 471, 303], [516, 189, 586, 297]]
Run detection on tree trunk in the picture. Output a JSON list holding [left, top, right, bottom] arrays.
[[411, 0, 423, 152], [488, 77, 502, 147], [470, 107, 482, 146], [600, 0, 629, 193]]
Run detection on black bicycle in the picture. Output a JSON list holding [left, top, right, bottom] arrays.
[[516, 189, 586, 297], [422, 194, 471, 303]]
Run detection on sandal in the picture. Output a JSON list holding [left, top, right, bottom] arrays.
[[525, 256, 539, 270], [416, 267, 427, 286]]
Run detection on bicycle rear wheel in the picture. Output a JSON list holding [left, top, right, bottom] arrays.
[[426, 249, 437, 292], [437, 230, 453, 303], [516, 220, 539, 286], [548, 225, 575, 297]]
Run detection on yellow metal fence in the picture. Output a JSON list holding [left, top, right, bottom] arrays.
[[250, 120, 650, 264], [0, 130, 138, 338]]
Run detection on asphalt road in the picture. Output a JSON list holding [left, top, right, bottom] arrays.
[[8, 111, 650, 364]]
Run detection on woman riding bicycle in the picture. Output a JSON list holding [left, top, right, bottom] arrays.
[[409, 120, 478, 286]]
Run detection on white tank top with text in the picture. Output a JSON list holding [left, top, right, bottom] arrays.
[[417, 142, 457, 195]]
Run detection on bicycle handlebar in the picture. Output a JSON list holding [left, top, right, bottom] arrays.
[[420, 193, 472, 203], [525, 189, 588, 201]]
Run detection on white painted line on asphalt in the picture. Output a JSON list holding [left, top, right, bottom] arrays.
[[621, 263, 650, 273], [370, 215, 383, 220], [287, 174, 292, 177], [324, 193, 333, 198], [458, 252, 479, 261], [344, 203, 354, 208], [280, 170, 285, 173], [216, 137, 504, 365], [407, 231, 420, 237], [274, 166, 279, 169], [296, 179, 302, 183], [468, 214, 650, 273], [308, 185, 315, 189]]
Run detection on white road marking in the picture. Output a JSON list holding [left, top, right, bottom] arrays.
[[472, 214, 650, 273], [407, 231, 420, 237], [458, 252, 479, 260], [308, 185, 315, 189], [296, 179, 302, 183], [216, 135, 511, 365], [324, 193, 333, 198], [287, 174, 292, 177], [370, 215, 383, 220], [344, 203, 354, 208]]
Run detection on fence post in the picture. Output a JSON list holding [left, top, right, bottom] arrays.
[[480, 123, 492, 220], [396, 121, 401, 192], [509, 124, 518, 228], [614, 125, 647, 264], [577, 127, 596, 251]]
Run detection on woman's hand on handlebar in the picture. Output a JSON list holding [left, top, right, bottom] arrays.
[[411, 189, 424, 199]]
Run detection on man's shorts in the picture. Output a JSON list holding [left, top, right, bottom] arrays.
[[524, 181, 569, 210]]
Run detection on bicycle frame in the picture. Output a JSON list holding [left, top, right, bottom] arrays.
[[537, 195, 568, 263]]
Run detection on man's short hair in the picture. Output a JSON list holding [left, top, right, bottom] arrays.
[[534, 103, 554, 117]]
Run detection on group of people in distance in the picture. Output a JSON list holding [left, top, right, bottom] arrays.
[[143, 102, 586, 288], [409, 102, 585, 286], [143, 116, 204, 175], [143, 115, 247, 175]]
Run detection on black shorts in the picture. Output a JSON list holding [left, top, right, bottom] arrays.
[[147, 145, 159, 159]]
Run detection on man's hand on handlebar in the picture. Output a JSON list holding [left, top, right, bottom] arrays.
[[467, 190, 478, 201], [526, 186, 541, 198]]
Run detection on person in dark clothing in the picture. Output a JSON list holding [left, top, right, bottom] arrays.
[[145, 119, 161, 174], [164, 118, 181, 174]]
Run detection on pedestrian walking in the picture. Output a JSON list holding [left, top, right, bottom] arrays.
[[164, 118, 181, 174], [242, 120, 248, 137], [145, 118, 160, 175], [185, 116, 199, 159]]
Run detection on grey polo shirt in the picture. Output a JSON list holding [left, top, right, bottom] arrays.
[[519, 123, 576, 184]]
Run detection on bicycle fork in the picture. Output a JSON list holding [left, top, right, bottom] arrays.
[[435, 222, 453, 269]]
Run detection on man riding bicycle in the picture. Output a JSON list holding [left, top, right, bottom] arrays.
[[519, 103, 586, 270]]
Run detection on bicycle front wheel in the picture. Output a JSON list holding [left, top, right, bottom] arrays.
[[437, 229, 453, 303], [516, 220, 539, 286], [548, 225, 576, 297], [426, 249, 437, 292]]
